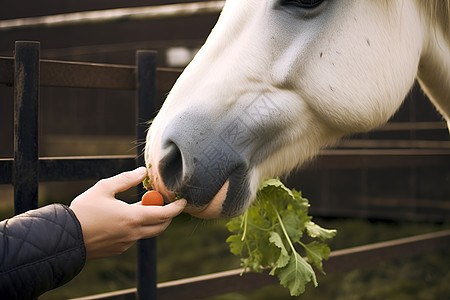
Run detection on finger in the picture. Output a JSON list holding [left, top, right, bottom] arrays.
[[135, 199, 187, 225], [159, 199, 187, 219], [133, 199, 187, 239], [97, 167, 148, 195], [139, 219, 173, 239]]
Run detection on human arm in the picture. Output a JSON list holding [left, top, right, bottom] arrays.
[[0, 204, 85, 300], [0, 167, 186, 298]]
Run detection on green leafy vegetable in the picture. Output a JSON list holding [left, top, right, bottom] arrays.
[[226, 179, 337, 296], [142, 163, 153, 190], [142, 176, 152, 190]]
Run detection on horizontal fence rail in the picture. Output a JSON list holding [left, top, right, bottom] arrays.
[[69, 229, 450, 300], [0, 1, 225, 31], [2, 149, 449, 184], [307, 149, 450, 170], [0, 156, 135, 184], [0, 56, 181, 90]]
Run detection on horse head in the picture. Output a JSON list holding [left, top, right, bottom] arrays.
[[145, 0, 450, 218]]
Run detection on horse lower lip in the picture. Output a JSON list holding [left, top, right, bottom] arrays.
[[184, 180, 229, 219]]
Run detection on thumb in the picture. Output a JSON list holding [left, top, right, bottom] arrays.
[[97, 167, 148, 195]]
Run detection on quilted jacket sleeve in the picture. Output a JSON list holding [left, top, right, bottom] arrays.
[[0, 204, 86, 299]]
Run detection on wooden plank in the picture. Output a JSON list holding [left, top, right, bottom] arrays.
[[306, 149, 450, 170], [70, 289, 137, 300], [0, 56, 136, 89], [1, 56, 181, 91], [135, 50, 158, 300], [157, 269, 277, 300], [40, 59, 136, 89], [69, 230, 450, 300], [324, 229, 450, 272], [337, 139, 450, 149], [39, 156, 136, 181], [14, 41, 40, 214], [1, 149, 449, 184], [0, 2, 224, 31], [0, 156, 136, 184], [309, 205, 450, 223], [376, 121, 448, 131]]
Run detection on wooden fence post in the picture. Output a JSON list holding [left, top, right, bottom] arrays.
[[14, 41, 40, 215], [136, 50, 158, 300]]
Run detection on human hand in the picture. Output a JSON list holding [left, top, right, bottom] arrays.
[[69, 167, 186, 259]]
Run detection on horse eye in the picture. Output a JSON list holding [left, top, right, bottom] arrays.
[[281, 0, 325, 9]]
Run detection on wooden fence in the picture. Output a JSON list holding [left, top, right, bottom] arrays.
[[0, 1, 225, 31], [70, 229, 450, 300], [0, 41, 168, 300], [1, 41, 449, 299]]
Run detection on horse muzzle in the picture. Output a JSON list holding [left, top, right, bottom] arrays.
[[146, 92, 286, 218], [147, 109, 254, 218]]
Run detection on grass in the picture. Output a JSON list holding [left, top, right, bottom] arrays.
[[41, 214, 450, 299], [1, 196, 448, 299], [206, 249, 450, 300], [205, 219, 450, 300]]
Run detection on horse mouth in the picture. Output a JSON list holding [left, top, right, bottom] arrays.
[[183, 173, 250, 218], [183, 181, 230, 219], [150, 163, 250, 218]]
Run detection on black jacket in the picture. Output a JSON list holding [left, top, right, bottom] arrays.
[[0, 204, 86, 299]]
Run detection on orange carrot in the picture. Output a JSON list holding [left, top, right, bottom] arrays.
[[141, 190, 164, 206]]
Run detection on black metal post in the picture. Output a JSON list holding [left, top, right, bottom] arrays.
[[13, 41, 40, 215], [136, 50, 158, 300]]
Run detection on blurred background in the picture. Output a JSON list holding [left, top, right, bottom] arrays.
[[0, 1, 449, 299]]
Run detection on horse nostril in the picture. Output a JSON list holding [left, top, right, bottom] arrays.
[[159, 142, 183, 191]]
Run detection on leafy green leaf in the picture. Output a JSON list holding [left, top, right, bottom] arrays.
[[269, 231, 288, 257], [226, 178, 337, 296], [302, 241, 331, 274], [305, 221, 337, 240], [268, 232, 290, 273], [276, 252, 317, 296], [226, 235, 244, 256], [280, 210, 306, 244]]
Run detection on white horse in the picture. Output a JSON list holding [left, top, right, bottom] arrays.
[[145, 0, 450, 218]]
